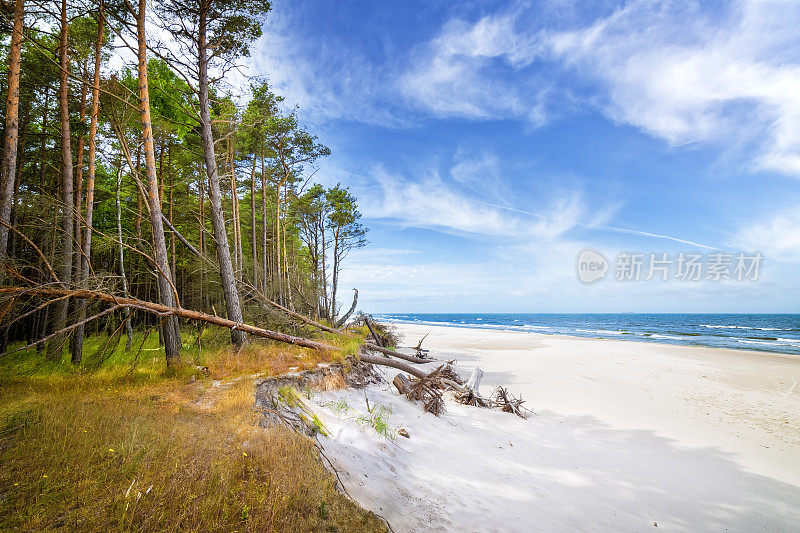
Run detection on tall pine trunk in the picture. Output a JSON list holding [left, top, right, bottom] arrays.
[[135, 0, 181, 364], [71, 0, 104, 363], [261, 151, 268, 293], [46, 0, 75, 360], [115, 160, 133, 351], [197, 0, 246, 346], [0, 0, 25, 283], [71, 78, 88, 287], [250, 155, 257, 286]]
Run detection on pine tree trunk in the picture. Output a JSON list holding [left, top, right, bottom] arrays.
[[330, 232, 339, 322], [228, 151, 241, 278], [261, 150, 268, 293], [72, 78, 89, 287], [250, 155, 257, 286], [198, 172, 205, 309], [135, 147, 142, 241], [197, 0, 246, 346], [0, 0, 25, 283], [116, 161, 133, 351], [71, 1, 104, 364], [135, 0, 181, 364], [46, 0, 75, 360]]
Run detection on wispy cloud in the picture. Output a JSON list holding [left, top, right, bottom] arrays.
[[734, 207, 800, 261], [399, 0, 800, 175], [484, 202, 716, 250], [398, 11, 549, 123], [247, 3, 407, 126], [546, 0, 800, 175], [361, 165, 600, 242]]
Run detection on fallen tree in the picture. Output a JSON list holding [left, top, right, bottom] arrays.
[[2, 286, 531, 420], [357, 351, 430, 379], [0, 287, 338, 353], [0, 287, 430, 369]]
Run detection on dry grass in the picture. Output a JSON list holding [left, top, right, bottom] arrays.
[[0, 329, 386, 532]]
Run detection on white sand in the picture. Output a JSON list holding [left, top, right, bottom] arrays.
[[309, 324, 800, 532]]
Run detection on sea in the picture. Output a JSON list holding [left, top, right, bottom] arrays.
[[376, 313, 800, 356]]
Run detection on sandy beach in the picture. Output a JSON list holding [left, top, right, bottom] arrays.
[[310, 323, 800, 532]]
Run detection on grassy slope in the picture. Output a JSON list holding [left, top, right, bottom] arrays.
[[0, 328, 385, 532]]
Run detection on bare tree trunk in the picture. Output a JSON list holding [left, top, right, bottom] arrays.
[[261, 151, 268, 293], [329, 233, 339, 321], [135, 0, 181, 364], [320, 215, 329, 318], [135, 146, 142, 241], [282, 181, 293, 310], [37, 89, 49, 190], [335, 289, 358, 328], [275, 177, 282, 304], [250, 154, 257, 286], [116, 162, 133, 350], [71, 1, 104, 364], [168, 145, 176, 283], [229, 152, 241, 278], [198, 171, 205, 308], [47, 0, 75, 360], [197, 0, 246, 347], [71, 77, 89, 287], [8, 100, 28, 263], [0, 0, 25, 283]]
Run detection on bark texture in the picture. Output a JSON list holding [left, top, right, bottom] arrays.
[[0, 0, 25, 281], [135, 0, 181, 363]]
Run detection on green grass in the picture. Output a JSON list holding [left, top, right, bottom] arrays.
[[0, 328, 386, 532]]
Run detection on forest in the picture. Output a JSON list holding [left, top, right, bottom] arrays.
[[0, 0, 369, 364]]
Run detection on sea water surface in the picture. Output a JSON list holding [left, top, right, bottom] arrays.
[[376, 313, 800, 356]]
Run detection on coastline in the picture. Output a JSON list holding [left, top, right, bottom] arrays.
[[310, 322, 800, 532], [379, 315, 800, 357]]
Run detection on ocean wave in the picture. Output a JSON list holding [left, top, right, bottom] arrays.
[[698, 324, 795, 331], [576, 329, 624, 335]]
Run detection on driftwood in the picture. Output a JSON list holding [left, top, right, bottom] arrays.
[[3, 287, 531, 419], [388, 362, 530, 419], [456, 368, 490, 408], [491, 386, 530, 418], [334, 288, 358, 328], [364, 316, 384, 347], [356, 351, 429, 379], [393, 373, 412, 395], [362, 342, 430, 364], [403, 364, 449, 415], [413, 333, 430, 358], [391, 364, 462, 416]]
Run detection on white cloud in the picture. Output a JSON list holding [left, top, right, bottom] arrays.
[[400, 0, 800, 175], [547, 0, 800, 174], [734, 208, 800, 261], [449, 147, 508, 199], [399, 13, 548, 123], [361, 165, 594, 241], [247, 4, 406, 126]]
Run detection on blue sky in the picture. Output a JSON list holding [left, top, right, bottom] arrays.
[[245, 0, 800, 313]]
